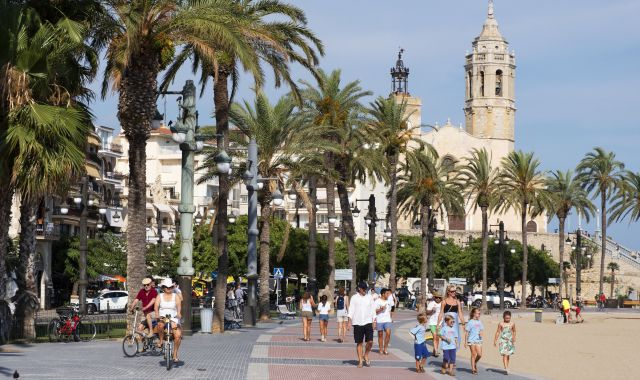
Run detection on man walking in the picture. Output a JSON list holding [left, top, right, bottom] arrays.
[[348, 282, 377, 368], [376, 288, 393, 355]]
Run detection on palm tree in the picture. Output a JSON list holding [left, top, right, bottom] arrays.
[[562, 261, 571, 298], [546, 170, 595, 300], [299, 69, 376, 292], [607, 262, 619, 299], [498, 151, 549, 309], [576, 147, 625, 295], [459, 148, 501, 310], [397, 146, 464, 311], [227, 92, 313, 320], [161, 0, 323, 331], [100, 0, 287, 329], [610, 171, 640, 223], [368, 96, 418, 292], [0, 3, 95, 337]]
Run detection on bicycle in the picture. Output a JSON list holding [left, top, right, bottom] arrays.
[[160, 314, 175, 370], [122, 308, 162, 357], [48, 306, 96, 342]]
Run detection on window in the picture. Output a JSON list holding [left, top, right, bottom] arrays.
[[495, 70, 503, 96], [448, 215, 466, 231], [241, 195, 248, 203], [467, 71, 473, 98], [480, 71, 485, 96], [526, 220, 537, 233]]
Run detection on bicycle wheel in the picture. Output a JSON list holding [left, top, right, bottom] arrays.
[[165, 340, 173, 370], [122, 333, 142, 357], [48, 318, 61, 342], [75, 319, 97, 341]]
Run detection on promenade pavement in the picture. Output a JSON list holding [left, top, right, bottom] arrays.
[[0, 310, 536, 379]]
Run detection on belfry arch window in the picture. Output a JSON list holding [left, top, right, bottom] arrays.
[[480, 71, 485, 96], [495, 70, 503, 96], [467, 71, 472, 99]]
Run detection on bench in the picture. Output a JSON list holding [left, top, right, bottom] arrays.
[[277, 305, 296, 319], [623, 300, 640, 308], [583, 300, 597, 307]]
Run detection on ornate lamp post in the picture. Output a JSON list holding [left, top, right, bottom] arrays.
[[567, 229, 590, 301], [352, 194, 385, 285], [489, 221, 512, 309]]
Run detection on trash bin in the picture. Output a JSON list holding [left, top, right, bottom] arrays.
[[535, 309, 543, 323], [487, 301, 494, 310], [200, 307, 213, 333]]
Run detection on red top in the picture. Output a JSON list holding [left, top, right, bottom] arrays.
[[135, 288, 158, 314], [599, 294, 606, 302]]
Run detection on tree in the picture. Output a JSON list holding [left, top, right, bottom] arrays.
[[497, 151, 549, 309], [576, 147, 625, 295], [162, 0, 323, 331], [610, 171, 640, 223], [368, 96, 418, 291], [397, 146, 464, 311], [607, 262, 619, 299], [299, 69, 377, 292], [100, 0, 279, 330], [459, 148, 501, 311], [546, 170, 595, 300], [227, 92, 309, 320]]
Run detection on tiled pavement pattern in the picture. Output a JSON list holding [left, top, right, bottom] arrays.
[[0, 310, 535, 379]]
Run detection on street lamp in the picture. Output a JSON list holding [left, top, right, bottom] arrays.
[[73, 195, 82, 205], [112, 210, 121, 223], [98, 203, 107, 215], [271, 189, 284, 207], [567, 229, 585, 300], [400, 241, 406, 248], [384, 227, 392, 239], [351, 205, 361, 218], [214, 150, 232, 174], [96, 217, 104, 230], [489, 221, 514, 309], [328, 214, 338, 225], [194, 210, 203, 224], [59, 200, 69, 215], [353, 194, 385, 284], [228, 211, 237, 224]]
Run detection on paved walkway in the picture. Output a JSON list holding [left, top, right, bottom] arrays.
[[0, 310, 537, 379]]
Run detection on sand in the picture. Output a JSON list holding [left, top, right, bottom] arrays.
[[454, 310, 640, 380]]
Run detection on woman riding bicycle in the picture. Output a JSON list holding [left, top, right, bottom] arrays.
[[154, 278, 183, 362]]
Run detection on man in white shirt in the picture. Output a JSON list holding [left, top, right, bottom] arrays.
[[426, 291, 443, 357], [376, 288, 393, 355], [348, 281, 377, 368]]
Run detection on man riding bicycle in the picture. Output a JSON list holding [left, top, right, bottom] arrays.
[[154, 278, 183, 362], [129, 278, 158, 339]]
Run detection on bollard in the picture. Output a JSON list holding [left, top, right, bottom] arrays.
[[534, 309, 542, 323], [107, 301, 111, 338]]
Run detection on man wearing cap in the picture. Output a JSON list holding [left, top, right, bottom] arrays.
[[130, 277, 158, 337], [348, 281, 377, 368]]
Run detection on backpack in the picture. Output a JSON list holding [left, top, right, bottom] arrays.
[[336, 296, 345, 310]]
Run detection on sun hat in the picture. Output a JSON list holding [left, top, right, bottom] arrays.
[[357, 281, 368, 290], [160, 278, 174, 288], [142, 278, 152, 285]]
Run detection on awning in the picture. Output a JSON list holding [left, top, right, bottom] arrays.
[[85, 164, 100, 178], [154, 203, 176, 223], [97, 274, 116, 281]]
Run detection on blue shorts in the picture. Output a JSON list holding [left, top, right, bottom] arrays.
[[443, 349, 456, 364], [414, 342, 430, 360], [377, 322, 392, 331], [319, 314, 329, 322]]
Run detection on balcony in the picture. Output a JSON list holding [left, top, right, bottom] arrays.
[[98, 143, 124, 157], [36, 223, 61, 240]]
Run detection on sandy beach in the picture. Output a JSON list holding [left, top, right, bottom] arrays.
[[453, 310, 640, 380]]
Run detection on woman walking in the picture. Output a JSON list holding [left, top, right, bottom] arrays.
[[335, 287, 349, 343], [317, 295, 331, 342], [300, 291, 316, 342], [494, 310, 516, 375], [437, 285, 466, 345], [464, 307, 484, 375]]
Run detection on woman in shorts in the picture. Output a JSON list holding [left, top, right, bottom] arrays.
[[335, 287, 349, 343], [317, 295, 331, 342], [300, 291, 316, 341]]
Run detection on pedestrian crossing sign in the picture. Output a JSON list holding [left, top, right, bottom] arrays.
[[273, 267, 284, 279]]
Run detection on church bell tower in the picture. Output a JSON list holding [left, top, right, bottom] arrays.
[[390, 49, 422, 136], [464, 0, 516, 141]]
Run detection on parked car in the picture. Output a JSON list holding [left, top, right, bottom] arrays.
[[471, 291, 517, 309], [86, 290, 129, 313]]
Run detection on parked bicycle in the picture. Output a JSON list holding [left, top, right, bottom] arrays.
[[48, 306, 96, 342], [122, 307, 161, 357]]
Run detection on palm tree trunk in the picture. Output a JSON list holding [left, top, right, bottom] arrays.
[[213, 70, 230, 332], [0, 183, 13, 301], [610, 271, 614, 299], [481, 206, 488, 311], [258, 199, 272, 320], [520, 207, 528, 310], [599, 192, 607, 295], [558, 217, 566, 300], [118, 52, 157, 330], [336, 179, 356, 293], [308, 177, 317, 292], [419, 204, 429, 314], [388, 153, 399, 292], [13, 196, 39, 340], [326, 178, 336, 293]]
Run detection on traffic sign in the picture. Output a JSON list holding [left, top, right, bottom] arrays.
[[273, 267, 284, 279]]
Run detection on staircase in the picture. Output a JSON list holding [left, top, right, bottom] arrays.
[[584, 233, 640, 270]]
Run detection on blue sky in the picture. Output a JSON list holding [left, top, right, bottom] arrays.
[[90, 0, 640, 248]]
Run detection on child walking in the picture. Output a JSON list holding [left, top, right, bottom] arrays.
[[409, 314, 430, 373], [494, 310, 516, 375], [464, 307, 483, 375], [317, 295, 331, 342], [439, 315, 459, 376]]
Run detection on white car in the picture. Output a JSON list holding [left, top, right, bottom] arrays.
[[86, 291, 129, 313], [472, 291, 517, 309]]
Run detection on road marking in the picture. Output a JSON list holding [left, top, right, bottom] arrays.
[[251, 345, 269, 358]]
